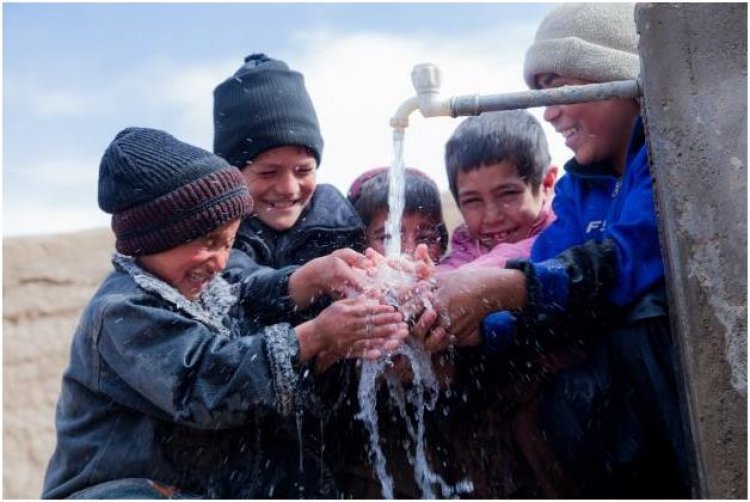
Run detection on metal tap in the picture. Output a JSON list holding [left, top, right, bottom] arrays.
[[390, 63, 642, 134]]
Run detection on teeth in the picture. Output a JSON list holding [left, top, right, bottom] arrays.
[[561, 125, 579, 138], [189, 273, 210, 283], [269, 200, 296, 209]]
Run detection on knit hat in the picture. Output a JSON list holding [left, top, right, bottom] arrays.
[[98, 127, 253, 256], [213, 53, 324, 168], [523, 3, 639, 89]]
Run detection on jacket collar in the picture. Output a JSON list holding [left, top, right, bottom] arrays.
[[113, 253, 237, 337], [244, 184, 363, 237]]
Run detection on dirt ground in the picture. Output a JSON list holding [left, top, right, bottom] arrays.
[[1, 195, 462, 499], [3, 228, 115, 498]]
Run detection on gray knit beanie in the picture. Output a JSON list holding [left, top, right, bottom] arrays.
[[523, 3, 640, 89]]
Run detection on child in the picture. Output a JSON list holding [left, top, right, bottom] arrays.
[[213, 53, 367, 310], [438, 110, 557, 271], [339, 167, 449, 497], [433, 109, 564, 497], [347, 166, 448, 263], [428, 3, 689, 497], [42, 127, 408, 499]]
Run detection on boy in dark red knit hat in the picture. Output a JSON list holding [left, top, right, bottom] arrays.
[[42, 127, 408, 499]]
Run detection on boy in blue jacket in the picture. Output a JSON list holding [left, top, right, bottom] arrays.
[[427, 3, 689, 497]]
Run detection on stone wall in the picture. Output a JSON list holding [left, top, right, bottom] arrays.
[[636, 3, 747, 498]]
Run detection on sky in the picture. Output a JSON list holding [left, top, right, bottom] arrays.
[[2, 1, 570, 236]]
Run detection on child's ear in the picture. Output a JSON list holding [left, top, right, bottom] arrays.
[[542, 165, 559, 194]]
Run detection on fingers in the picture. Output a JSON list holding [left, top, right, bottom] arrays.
[[424, 326, 451, 353], [411, 308, 438, 343], [364, 247, 387, 266], [345, 335, 406, 360], [332, 248, 374, 270]]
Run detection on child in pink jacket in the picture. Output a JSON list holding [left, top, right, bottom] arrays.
[[437, 110, 557, 272]]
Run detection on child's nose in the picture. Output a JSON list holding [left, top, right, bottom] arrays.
[[275, 172, 297, 196], [401, 235, 417, 255], [484, 202, 505, 225], [208, 249, 230, 273], [543, 104, 562, 123]]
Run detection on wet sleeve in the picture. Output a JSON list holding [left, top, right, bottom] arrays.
[[480, 240, 618, 354], [224, 249, 302, 324], [95, 295, 302, 429], [535, 149, 664, 307]]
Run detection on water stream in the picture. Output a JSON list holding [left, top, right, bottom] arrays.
[[355, 133, 473, 498]]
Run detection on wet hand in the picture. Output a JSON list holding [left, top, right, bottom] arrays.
[[289, 248, 376, 307], [314, 295, 409, 361]]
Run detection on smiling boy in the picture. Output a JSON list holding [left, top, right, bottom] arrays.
[[42, 127, 407, 499]]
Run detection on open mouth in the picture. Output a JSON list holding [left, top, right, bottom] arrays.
[[186, 272, 213, 291], [265, 199, 299, 211], [480, 229, 517, 245], [560, 124, 582, 148]]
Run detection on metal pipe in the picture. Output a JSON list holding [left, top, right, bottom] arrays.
[[389, 63, 642, 128], [448, 79, 641, 117]]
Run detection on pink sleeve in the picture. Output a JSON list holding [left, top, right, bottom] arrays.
[[460, 235, 537, 270], [436, 224, 479, 271]]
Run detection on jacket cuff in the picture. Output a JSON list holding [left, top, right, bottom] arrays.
[[482, 311, 516, 354], [507, 258, 569, 315], [263, 323, 300, 417]]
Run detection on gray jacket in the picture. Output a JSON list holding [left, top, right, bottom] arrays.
[[42, 254, 336, 498]]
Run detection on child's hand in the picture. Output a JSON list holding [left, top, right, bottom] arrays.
[[364, 244, 434, 282], [288, 248, 376, 307], [298, 294, 409, 363], [429, 267, 526, 347]]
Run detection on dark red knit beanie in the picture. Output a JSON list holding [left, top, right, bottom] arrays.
[[98, 127, 253, 256]]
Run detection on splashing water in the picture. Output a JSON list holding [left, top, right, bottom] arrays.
[[355, 133, 472, 498]]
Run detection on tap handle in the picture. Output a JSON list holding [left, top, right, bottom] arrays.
[[411, 64, 442, 95]]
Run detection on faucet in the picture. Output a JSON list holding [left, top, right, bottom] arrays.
[[390, 63, 642, 138]]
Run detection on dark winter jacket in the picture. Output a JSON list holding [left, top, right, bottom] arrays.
[[224, 183, 365, 324], [483, 119, 667, 352], [233, 183, 365, 268], [42, 254, 337, 499]]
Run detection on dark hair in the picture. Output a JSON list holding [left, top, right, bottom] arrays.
[[349, 168, 448, 255], [444, 110, 551, 202]]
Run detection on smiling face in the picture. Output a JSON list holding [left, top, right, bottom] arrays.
[[457, 160, 554, 247], [537, 74, 640, 174], [366, 209, 445, 262], [241, 145, 317, 230], [137, 219, 241, 301]]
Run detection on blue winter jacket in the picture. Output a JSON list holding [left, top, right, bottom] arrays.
[[42, 255, 336, 499], [483, 119, 667, 352]]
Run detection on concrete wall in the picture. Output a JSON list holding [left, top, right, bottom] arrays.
[[636, 3, 747, 498]]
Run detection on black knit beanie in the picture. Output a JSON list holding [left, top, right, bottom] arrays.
[[98, 127, 253, 256], [213, 53, 324, 168]]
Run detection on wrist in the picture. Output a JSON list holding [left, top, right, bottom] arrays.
[[295, 319, 323, 363], [482, 268, 527, 312], [289, 265, 320, 309]]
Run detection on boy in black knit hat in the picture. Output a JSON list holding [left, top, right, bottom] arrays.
[[214, 56, 387, 498], [42, 127, 408, 499], [213, 54, 369, 321]]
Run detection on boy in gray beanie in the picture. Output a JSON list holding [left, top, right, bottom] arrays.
[[421, 3, 689, 498], [42, 127, 407, 499]]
